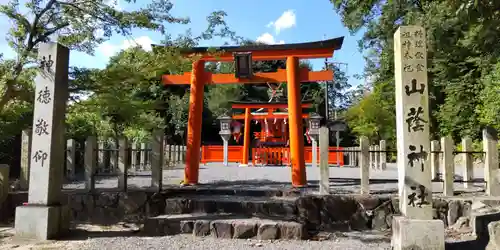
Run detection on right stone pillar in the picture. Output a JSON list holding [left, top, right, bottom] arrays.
[[392, 25, 444, 250]]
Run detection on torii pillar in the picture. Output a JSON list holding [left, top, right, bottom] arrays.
[[286, 56, 307, 186], [184, 60, 205, 184]]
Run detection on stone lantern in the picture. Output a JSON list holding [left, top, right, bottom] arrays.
[[307, 113, 322, 168], [218, 115, 232, 166]]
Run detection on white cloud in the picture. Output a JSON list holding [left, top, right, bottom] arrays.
[[98, 36, 155, 57], [104, 0, 122, 10], [256, 32, 285, 45], [267, 10, 296, 34]]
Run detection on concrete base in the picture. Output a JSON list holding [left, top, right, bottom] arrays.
[[391, 216, 445, 250], [15, 204, 70, 240]]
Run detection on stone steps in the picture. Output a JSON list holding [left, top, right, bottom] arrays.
[[164, 195, 298, 221], [143, 213, 307, 240]]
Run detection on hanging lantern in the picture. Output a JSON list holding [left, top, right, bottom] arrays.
[[231, 121, 242, 142], [304, 128, 312, 144]]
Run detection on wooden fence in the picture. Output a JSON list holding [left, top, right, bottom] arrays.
[[18, 129, 187, 190]]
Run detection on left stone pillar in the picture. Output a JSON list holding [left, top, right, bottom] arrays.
[[184, 60, 205, 185], [15, 42, 70, 240]]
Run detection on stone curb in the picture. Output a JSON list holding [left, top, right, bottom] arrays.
[[143, 215, 307, 240]]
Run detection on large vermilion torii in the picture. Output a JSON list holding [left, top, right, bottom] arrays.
[[157, 37, 344, 187]]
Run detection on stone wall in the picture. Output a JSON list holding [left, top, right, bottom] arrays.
[[0, 190, 478, 232]]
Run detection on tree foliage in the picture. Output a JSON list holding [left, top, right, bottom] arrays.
[[330, 0, 500, 145]]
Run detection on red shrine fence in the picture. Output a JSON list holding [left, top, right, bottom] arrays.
[[200, 145, 345, 166]]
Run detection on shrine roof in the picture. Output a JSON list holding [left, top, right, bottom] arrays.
[[152, 37, 344, 61], [231, 100, 313, 105], [231, 101, 313, 109]]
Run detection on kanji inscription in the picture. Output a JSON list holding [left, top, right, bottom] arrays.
[[32, 150, 48, 167], [39, 55, 54, 72], [35, 118, 50, 136], [36, 86, 52, 104]]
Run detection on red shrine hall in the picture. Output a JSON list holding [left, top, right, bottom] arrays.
[[200, 101, 345, 166]]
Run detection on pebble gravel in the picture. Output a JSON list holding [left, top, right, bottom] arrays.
[[74, 234, 391, 250], [0, 225, 392, 250]]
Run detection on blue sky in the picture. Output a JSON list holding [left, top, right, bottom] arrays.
[[0, 0, 366, 86]]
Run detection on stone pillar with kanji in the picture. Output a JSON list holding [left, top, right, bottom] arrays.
[[15, 42, 70, 240], [391, 26, 445, 250]]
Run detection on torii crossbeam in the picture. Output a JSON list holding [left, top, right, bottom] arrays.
[[156, 37, 344, 187]]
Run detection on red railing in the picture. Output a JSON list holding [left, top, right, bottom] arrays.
[[200, 145, 345, 166], [252, 146, 290, 166]]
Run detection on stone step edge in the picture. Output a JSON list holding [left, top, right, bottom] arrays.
[[163, 197, 298, 220], [164, 195, 297, 202], [143, 214, 307, 240], [161, 188, 289, 198]]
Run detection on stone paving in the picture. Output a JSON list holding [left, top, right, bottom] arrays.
[[63, 162, 486, 195]]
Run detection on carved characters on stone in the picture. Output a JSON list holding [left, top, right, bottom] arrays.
[[407, 145, 428, 172], [400, 29, 426, 75], [405, 79, 425, 96], [33, 150, 48, 167], [406, 107, 428, 132], [39, 55, 54, 72], [35, 118, 50, 136], [36, 86, 52, 104], [407, 185, 430, 207]]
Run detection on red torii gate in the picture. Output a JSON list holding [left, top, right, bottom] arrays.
[[158, 37, 344, 187]]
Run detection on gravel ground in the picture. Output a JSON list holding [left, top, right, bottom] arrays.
[[0, 224, 392, 250], [73, 234, 391, 250], [4, 163, 485, 249], [62, 162, 486, 195]]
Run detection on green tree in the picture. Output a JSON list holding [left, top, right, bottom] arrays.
[[329, 0, 500, 143], [345, 81, 395, 143], [0, 0, 192, 111], [477, 62, 500, 132]]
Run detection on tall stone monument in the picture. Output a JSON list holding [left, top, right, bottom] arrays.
[[392, 26, 445, 250], [15, 42, 70, 240]]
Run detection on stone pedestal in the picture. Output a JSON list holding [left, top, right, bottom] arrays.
[[15, 205, 70, 240], [0, 164, 9, 204], [219, 132, 231, 167], [359, 136, 369, 195], [311, 138, 318, 168], [222, 139, 229, 166], [20, 129, 31, 190], [151, 130, 164, 190], [391, 216, 445, 250], [318, 127, 329, 194]]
